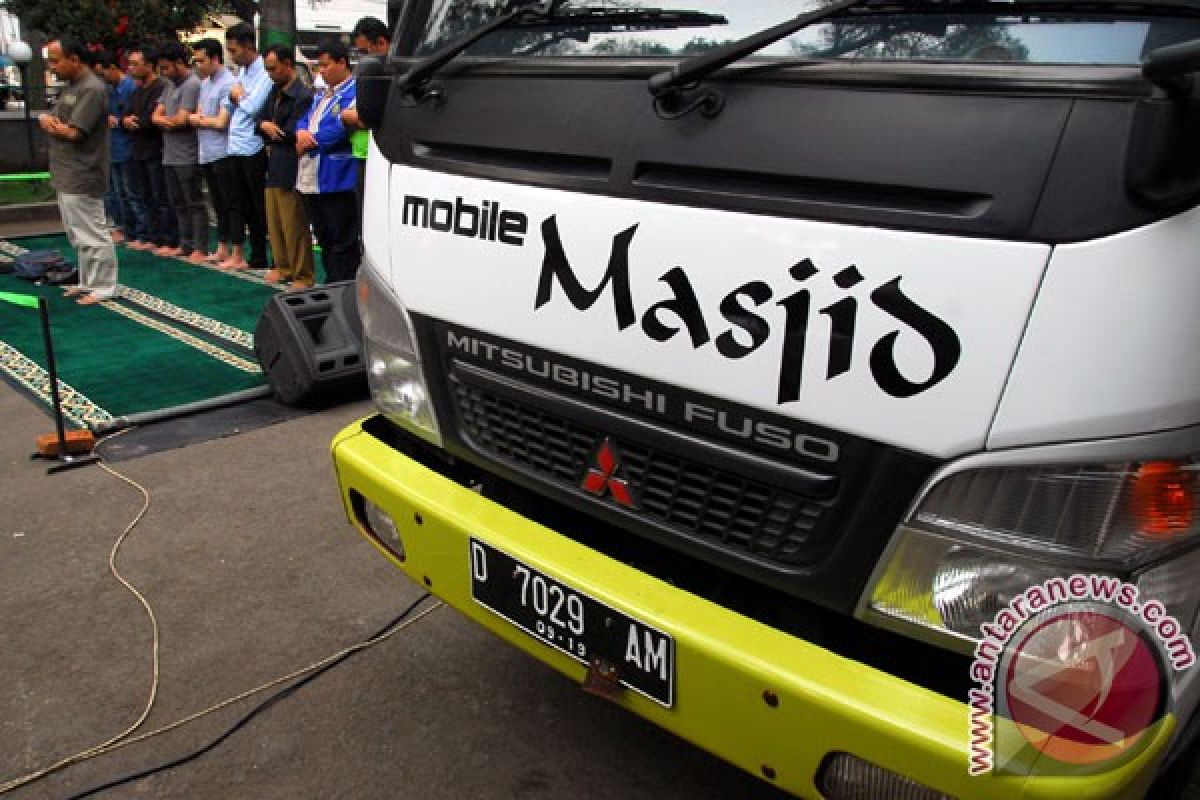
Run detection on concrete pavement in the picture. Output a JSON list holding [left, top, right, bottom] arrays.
[[0, 384, 787, 799]]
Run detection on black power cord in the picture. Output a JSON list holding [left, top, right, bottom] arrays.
[[62, 593, 433, 800]]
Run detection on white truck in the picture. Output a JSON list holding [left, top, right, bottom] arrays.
[[294, 0, 388, 58], [333, 2, 1200, 797]]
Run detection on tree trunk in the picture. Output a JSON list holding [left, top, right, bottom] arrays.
[[21, 29, 48, 170], [231, 0, 258, 24], [258, 0, 296, 49], [24, 29, 46, 111]]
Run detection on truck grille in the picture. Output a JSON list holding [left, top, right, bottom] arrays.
[[452, 380, 833, 566]]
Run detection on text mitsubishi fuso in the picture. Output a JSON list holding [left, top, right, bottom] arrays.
[[330, 2, 1200, 797]]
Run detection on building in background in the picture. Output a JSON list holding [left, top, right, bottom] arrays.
[[181, 13, 244, 67], [0, 11, 21, 107], [295, 0, 387, 61]]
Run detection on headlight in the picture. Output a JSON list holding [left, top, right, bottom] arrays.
[[356, 255, 441, 446], [911, 461, 1197, 565], [862, 459, 1200, 653], [363, 497, 405, 561], [865, 530, 1070, 646]]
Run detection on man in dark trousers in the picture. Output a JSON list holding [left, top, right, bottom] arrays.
[[259, 44, 314, 289], [122, 45, 174, 252], [152, 41, 208, 263], [188, 38, 237, 266], [95, 51, 136, 245], [40, 36, 118, 304], [221, 23, 272, 271], [295, 40, 358, 284]]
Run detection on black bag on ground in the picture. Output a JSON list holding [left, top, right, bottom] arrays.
[[44, 265, 79, 286], [14, 249, 67, 281]]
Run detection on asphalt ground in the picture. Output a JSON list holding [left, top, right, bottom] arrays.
[[0, 380, 790, 800]]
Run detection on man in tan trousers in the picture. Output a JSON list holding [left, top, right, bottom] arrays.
[[258, 44, 315, 289], [41, 36, 119, 305]]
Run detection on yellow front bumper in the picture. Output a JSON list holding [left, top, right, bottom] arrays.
[[332, 418, 1173, 800]]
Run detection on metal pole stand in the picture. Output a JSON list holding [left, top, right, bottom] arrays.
[[28, 297, 99, 474], [32, 450, 101, 474]]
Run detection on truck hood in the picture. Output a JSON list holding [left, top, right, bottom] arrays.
[[383, 164, 1049, 459]]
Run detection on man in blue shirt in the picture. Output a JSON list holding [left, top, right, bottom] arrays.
[[94, 51, 135, 244], [221, 23, 272, 271], [188, 38, 238, 266], [296, 40, 358, 283]]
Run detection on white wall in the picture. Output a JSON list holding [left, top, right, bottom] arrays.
[[0, 11, 20, 51], [295, 0, 387, 34]]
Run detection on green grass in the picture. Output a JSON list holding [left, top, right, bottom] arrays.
[[0, 177, 54, 205]]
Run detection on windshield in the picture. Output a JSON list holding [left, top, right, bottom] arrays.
[[410, 0, 1200, 64]]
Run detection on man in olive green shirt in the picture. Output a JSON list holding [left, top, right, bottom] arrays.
[[40, 36, 119, 304]]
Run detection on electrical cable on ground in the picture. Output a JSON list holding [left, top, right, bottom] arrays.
[[61, 593, 438, 800], [0, 429, 444, 798], [0, 428, 160, 795]]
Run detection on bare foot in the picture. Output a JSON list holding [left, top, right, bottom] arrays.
[[63, 286, 88, 297], [206, 248, 227, 264], [288, 280, 314, 291], [263, 269, 285, 283], [154, 246, 183, 257], [218, 257, 248, 270], [77, 294, 105, 305], [186, 251, 208, 265]]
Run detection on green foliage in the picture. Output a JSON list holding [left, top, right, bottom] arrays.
[[0, 176, 55, 206], [0, 0, 223, 49], [590, 36, 671, 56], [680, 36, 735, 55], [229, 0, 257, 23]]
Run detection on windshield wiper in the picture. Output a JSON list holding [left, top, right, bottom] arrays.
[[399, 0, 569, 102], [400, 2, 726, 103], [647, 0, 873, 117]]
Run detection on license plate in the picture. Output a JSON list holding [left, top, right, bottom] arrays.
[[469, 538, 674, 707]]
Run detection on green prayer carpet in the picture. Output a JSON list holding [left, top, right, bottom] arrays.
[[0, 234, 316, 427]]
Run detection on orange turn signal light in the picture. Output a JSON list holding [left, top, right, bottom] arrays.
[[1131, 461, 1195, 537]]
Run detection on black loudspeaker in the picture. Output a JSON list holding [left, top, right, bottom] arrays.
[[254, 281, 367, 406]]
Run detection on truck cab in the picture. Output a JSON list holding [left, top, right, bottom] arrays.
[[332, 2, 1200, 797]]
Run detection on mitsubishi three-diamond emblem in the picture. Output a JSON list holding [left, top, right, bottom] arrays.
[[582, 438, 636, 508]]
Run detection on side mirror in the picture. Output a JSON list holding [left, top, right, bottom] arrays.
[[1143, 38, 1200, 97], [356, 55, 389, 129]]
